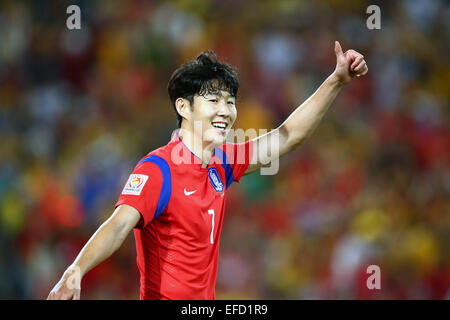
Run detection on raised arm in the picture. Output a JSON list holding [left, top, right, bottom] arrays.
[[245, 41, 368, 174], [47, 204, 141, 300]]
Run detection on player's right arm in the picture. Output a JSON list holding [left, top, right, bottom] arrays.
[[46, 204, 141, 300]]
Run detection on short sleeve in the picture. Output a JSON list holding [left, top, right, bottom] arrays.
[[216, 140, 254, 188], [115, 155, 171, 229]]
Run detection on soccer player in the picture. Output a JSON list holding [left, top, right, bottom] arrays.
[[47, 41, 367, 300]]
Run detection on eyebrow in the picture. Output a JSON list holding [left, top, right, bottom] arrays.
[[204, 91, 235, 99]]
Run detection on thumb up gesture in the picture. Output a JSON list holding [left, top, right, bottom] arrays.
[[333, 41, 368, 85]]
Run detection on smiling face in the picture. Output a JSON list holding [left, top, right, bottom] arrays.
[[179, 89, 237, 148], [194, 90, 237, 148]]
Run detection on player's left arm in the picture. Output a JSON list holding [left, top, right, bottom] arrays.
[[244, 41, 368, 175]]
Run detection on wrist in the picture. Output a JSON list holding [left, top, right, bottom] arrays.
[[328, 72, 346, 88], [64, 264, 83, 280], [60, 265, 82, 290]]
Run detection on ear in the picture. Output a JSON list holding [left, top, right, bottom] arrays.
[[175, 97, 191, 123]]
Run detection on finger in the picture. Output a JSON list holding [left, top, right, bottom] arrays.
[[356, 66, 368, 77], [49, 292, 60, 300], [361, 66, 368, 75], [346, 49, 361, 59], [353, 60, 366, 73], [334, 41, 344, 58], [73, 290, 80, 300], [351, 56, 364, 71], [60, 293, 70, 300]]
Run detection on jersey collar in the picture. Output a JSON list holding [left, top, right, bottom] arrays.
[[171, 132, 221, 171]]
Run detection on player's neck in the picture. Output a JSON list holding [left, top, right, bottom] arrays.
[[178, 128, 215, 168]]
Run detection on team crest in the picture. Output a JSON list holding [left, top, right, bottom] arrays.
[[122, 174, 149, 195], [208, 167, 224, 193]]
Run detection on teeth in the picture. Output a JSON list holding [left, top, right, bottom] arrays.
[[212, 122, 227, 129]]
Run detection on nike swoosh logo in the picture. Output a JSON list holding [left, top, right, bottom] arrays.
[[184, 189, 197, 196]]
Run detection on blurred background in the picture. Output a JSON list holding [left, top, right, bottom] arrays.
[[0, 0, 449, 299]]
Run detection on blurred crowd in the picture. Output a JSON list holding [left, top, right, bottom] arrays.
[[0, 0, 449, 299]]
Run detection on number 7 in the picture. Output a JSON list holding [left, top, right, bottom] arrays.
[[208, 209, 215, 244]]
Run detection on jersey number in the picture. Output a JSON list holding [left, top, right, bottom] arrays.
[[208, 209, 215, 244]]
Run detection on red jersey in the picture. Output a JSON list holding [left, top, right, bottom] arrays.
[[115, 134, 253, 299]]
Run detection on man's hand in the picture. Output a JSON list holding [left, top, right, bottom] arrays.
[[46, 205, 141, 300], [332, 41, 368, 85], [47, 265, 81, 300]]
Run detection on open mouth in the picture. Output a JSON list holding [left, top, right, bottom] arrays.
[[211, 121, 228, 131]]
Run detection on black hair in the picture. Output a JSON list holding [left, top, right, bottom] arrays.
[[167, 50, 239, 127]]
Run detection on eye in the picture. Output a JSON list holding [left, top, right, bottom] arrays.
[[208, 99, 218, 103], [227, 101, 235, 105]]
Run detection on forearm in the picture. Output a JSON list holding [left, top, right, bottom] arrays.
[[48, 206, 139, 299], [69, 217, 129, 278], [279, 73, 344, 151], [246, 42, 367, 175]]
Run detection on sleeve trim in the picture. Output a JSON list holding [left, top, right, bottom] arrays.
[[137, 155, 172, 219]]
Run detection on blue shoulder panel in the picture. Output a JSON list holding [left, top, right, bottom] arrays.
[[137, 155, 171, 219], [213, 147, 234, 189]]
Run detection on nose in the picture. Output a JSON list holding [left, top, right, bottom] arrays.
[[217, 100, 231, 117]]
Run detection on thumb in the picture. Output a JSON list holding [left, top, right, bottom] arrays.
[[72, 290, 80, 300], [334, 41, 344, 59]]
